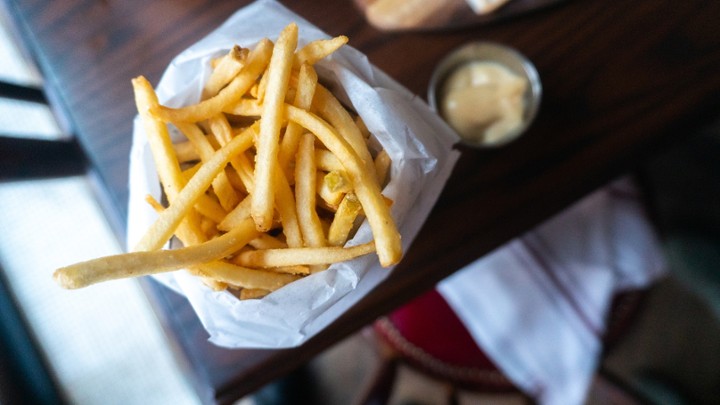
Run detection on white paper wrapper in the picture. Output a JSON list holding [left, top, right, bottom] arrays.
[[127, 0, 460, 348]]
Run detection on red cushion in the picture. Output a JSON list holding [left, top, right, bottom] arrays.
[[374, 289, 515, 391], [389, 289, 494, 368]]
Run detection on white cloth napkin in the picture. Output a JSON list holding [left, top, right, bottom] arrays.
[[437, 177, 666, 404]]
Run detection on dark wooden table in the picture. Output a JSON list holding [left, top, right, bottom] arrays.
[[4, 0, 720, 403]]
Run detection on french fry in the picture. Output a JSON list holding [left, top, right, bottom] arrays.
[[316, 171, 345, 208], [132, 76, 185, 201], [203, 45, 249, 99], [252, 23, 298, 232], [295, 133, 326, 248], [278, 63, 318, 179], [248, 233, 287, 250], [274, 163, 304, 248], [315, 148, 343, 172], [152, 38, 273, 123], [223, 98, 263, 116], [286, 105, 402, 266], [195, 261, 301, 291], [175, 122, 240, 211], [374, 149, 392, 187], [239, 288, 271, 300], [313, 85, 376, 179], [208, 115, 256, 194], [324, 170, 352, 193], [54, 218, 258, 289], [135, 124, 257, 252], [235, 242, 375, 268], [328, 193, 363, 246], [218, 195, 252, 232], [173, 139, 200, 163], [295, 35, 348, 67], [133, 76, 207, 247]]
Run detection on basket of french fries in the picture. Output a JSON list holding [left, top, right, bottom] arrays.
[[53, 0, 460, 348]]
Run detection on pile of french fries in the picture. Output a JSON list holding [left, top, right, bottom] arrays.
[[53, 23, 402, 299]]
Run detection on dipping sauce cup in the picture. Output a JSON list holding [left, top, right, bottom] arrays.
[[428, 42, 542, 148]]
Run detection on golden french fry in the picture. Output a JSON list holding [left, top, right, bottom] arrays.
[[133, 76, 207, 246], [295, 133, 326, 247], [324, 170, 352, 193], [228, 254, 310, 275], [208, 114, 256, 194], [145, 194, 165, 212], [274, 163, 304, 248], [195, 261, 301, 291], [132, 76, 185, 201], [176, 122, 240, 211], [355, 115, 371, 139], [313, 85, 376, 179], [328, 193, 363, 246], [248, 233, 288, 250], [236, 242, 375, 268], [268, 265, 310, 275], [374, 149, 392, 187], [223, 98, 263, 117], [279, 63, 318, 179], [152, 39, 273, 123], [203, 45, 249, 99], [218, 195, 252, 232], [54, 218, 258, 289], [294, 35, 348, 66], [286, 105, 402, 266], [135, 124, 257, 252], [173, 139, 200, 163], [256, 67, 269, 103], [315, 148, 343, 172], [316, 171, 345, 208], [252, 23, 298, 232], [239, 288, 270, 300]]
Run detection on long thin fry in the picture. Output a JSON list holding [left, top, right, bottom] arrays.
[[274, 163, 304, 248], [133, 76, 206, 246], [374, 149, 392, 187], [313, 85, 376, 179], [173, 139, 200, 163], [176, 122, 240, 211], [315, 148, 343, 172], [252, 23, 298, 232], [286, 105, 402, 266], [223, 98, 263, 116], [208, 115, 256, 193], [54, 218, 258, 289], [239, 288, 270, 300], [294, 36, 348, 67], [236, 242, 375, 268], [194, 261, 301, 291], [203, 45, 249, 99], [328, 193, 363, 246], [279, 63, 318, 179], [132, 76, 185, 201], [135, 124, 257, 252], [295, 133, 326, 247], [152, 39, 273, 123]]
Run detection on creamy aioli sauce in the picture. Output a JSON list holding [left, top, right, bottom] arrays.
[[441, 61, 527, 145]]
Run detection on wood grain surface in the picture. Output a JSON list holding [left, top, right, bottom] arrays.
[[4, 0, 720, 403]]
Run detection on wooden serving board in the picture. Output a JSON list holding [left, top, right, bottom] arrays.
[[354, 0, 571, 31]]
